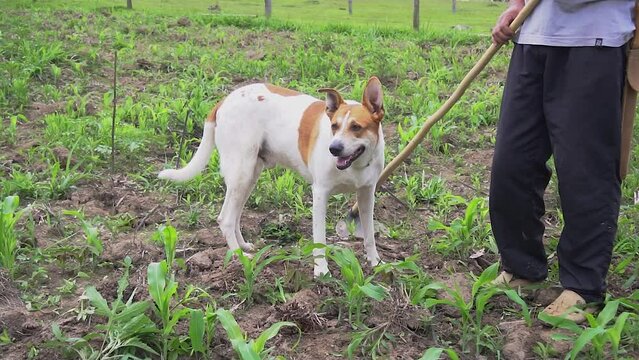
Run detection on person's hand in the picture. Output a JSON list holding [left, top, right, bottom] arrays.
[[492, 2, 524, 45]]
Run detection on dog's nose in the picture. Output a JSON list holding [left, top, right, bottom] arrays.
[[329, 142, 344, 156]]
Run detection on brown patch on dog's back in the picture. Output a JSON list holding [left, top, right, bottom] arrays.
[[266, 83, 301, 97], [206, 99, 224, 123], [298, 101, 326, 165]]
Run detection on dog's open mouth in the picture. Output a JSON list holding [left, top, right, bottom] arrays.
[[336, 146, 365, 170]]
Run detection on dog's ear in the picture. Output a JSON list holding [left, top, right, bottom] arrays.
[[362, 77, 384, 122], [318, 88, 344, 119]]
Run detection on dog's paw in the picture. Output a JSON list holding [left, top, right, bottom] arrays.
[[314, 263, 331, 278], [240, 242, 255, 252], [367, 255, 381, 267]]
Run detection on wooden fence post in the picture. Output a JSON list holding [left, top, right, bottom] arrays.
[[265, 0, 272, 18], [413, 0, 420, 31]]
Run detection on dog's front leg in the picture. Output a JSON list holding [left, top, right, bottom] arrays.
[[312, 186, 330, 277], [357, 185, 380, 266]]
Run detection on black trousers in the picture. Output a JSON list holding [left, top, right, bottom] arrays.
[[490, 44, 626, 302]]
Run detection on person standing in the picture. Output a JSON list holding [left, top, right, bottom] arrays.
[[489, 0, 635, 322]]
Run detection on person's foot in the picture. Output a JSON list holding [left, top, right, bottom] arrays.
[[491, 271, 542, 288], [540, 289, 597, 324]]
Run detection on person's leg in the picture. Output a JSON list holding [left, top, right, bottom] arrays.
[[490, 44, 552, 282], [543, 45, 625, 302]]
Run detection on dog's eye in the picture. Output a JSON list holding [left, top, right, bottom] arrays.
[[331, 123, 339, 130], [350, 123, 362, 131]]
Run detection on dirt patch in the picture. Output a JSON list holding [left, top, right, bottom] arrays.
[[498, 320, 539, 360], [56, 176, 171, 227], [0, 270, 41, 343], [102, 233, 163, 265], [277, 288, 326, 331], [24, 101, 65, 122]]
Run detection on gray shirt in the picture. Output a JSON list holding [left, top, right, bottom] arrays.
[[515, 0, 635, 47]]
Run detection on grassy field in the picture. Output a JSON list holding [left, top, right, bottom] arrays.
[[7, 0, 506, 31], [1, 0, 639, 359]]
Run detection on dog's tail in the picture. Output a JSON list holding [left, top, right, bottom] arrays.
[[158, 113, 218, 183]]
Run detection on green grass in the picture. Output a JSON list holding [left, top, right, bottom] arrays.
[[0, 0, 638, 358], [8, 0, 505, 32]]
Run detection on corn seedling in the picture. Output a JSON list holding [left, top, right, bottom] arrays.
[[539, 298, 636, 359], [424, 263, 529, 355], [224, 245, 285, 304], [216, 308, 300, 359], [151, 225, 179, 270], [0, 196, 27, 277], [0, 329, 11, 346], [419, 347, 460, 360], [327, 246, 388, 324], [2, 115, 23, 145], [148, 225, 214, 358]]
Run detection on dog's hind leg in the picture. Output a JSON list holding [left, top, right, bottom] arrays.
[[217, 155, 262, 252], [233, 160, 264, 252]]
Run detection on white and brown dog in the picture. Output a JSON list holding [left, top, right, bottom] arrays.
[[159, 77, 385, 276]]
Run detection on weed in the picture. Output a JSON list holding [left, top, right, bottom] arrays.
[[428, 197, 495, 257], [43, 154, 87, 200], [63, 210, 103, 265], [347, 322, 394, 359], [57, 278, 77, 295], [533, 341, 559, 360], [401, 173, 446, 209], [51, 257, 159, 359]]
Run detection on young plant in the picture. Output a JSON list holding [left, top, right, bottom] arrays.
[[216, 308, 300, 359], [51, 257, 159, 359], [419, 347, 460, 360], [327, 246, 388, 324], [148, 225, 215, 358], [539, 298, 636, 359], [2, 115, 24, 145], [375, 256, 440, 307], [347, 322, 394, 360], [424, 263, 530, 355], [63, 210, 103, 264], [151, 225, 179, 270], [224, 245, 284, 304], [44, 151, 87, 200], [401, 173, 446, 210], [0, 196, 27, 277], [428, 197, 495, 258]]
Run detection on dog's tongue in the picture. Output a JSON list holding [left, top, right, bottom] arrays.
[[336, 156, 351, 170]]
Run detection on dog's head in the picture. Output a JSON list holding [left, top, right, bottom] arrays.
[[319, 77, 384, 170]]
